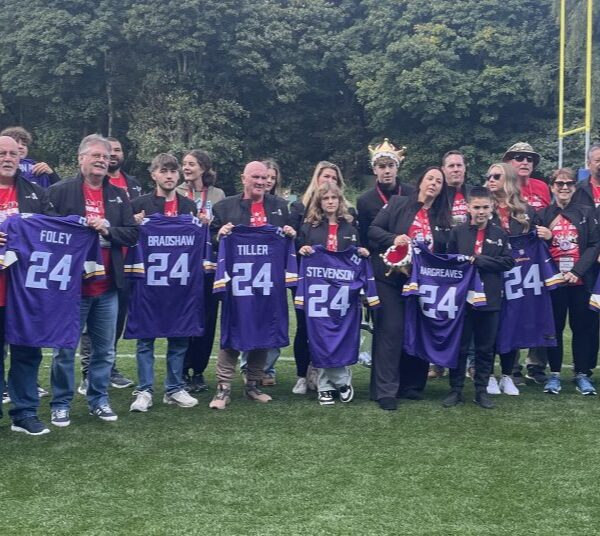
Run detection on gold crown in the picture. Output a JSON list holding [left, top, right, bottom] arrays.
[[369, 138, 407, 166]]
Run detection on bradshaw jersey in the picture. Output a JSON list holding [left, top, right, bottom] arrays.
[[0, 214, 105, 348], [496, 233, 560, 353], [294, 246, 379, 368], [124, 214, 214, 339], [214, 225, 298, 351], [403, 244, 486, 368]]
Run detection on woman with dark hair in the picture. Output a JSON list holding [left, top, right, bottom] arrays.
[[178, 149, 225, 392], [536, 168, 599, 396], [368, 166, 452, 410]]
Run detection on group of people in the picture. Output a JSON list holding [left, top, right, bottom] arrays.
[[1, 125, 600, 437]]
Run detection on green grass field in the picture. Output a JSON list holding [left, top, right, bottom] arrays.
[[1, 321, 598, 535]]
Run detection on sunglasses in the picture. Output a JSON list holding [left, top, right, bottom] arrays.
[[513, 154, 534, 163], [486, 173, 502, 181], [553, 181, 576, 189]]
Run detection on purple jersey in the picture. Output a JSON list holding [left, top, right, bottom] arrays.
[[124, 214, 213, 339], [0, 214, 105, 348], [403, 245, 486, 368], [294, 246, 379, 368], [214, 225, 298, 351], [497, 232, 560, 353]]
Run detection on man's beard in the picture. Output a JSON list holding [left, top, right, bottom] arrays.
[[108, 161, 122, 173]]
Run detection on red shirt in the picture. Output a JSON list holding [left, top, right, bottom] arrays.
[[164, 197, 178, 217], [521, 178, 551, 211], [326, 223, 338, 252], [109, 172, 129, 197], [408, 208, 433, 249], [82, 184, 113, 296], [451, 191, 468, 225], [0, 186, 19, 305], [496, 206, 511, 231], [591, 179, 600, 207], [549, 215, 581, 283], [474, 228, 485, 255], [185, 187, 208, 216], [250, 201, 267, 227]]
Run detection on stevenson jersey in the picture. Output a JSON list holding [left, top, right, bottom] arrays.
[[214, 225, 298, 351], [294, 246, 380, 368], [496, 233, 561, 353], [403, 244, 486, 368], [0, 214, 105, 348], [124, 214, 214, 339]]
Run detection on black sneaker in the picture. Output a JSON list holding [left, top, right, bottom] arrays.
[[442, 391, 464, 408], [190, 374, 208, 393], [110, 372, 134, 389], [90, 404, 118, 422], [338, 384, 354, 403], [377, 397, 398, 411], [512, 373, 526, 387], [11, 416, 50, 436], [474, 391, 495, 409], [525, 370, 548, 384], [318, 390, 335, 406]]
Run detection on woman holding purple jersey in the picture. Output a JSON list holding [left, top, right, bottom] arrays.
[[298, 182, 369, 405]]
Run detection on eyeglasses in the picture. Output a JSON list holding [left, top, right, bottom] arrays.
[[85, 152, 110, 161], [513, 154, 534, 163], [486, 173, 502, 181], [553, 181, 576, 189]]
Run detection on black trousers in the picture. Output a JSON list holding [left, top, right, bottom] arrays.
[[497, 351, 517, 376], [183, 273, 219, 376], [370, 280, 428, 401], [547, 285, 599, 375], [449, 309, 499, 393], [293, 306, 311, 378]]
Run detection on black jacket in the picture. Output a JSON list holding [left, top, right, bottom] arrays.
[[13, 170, 54, 214], [537, 202, 600, 290], [131, 192, 196, 216], [489, 205, 540, 236], [447, 223, 514, 312], [121, 171, 142, 199], [47, 174, 139, 289], [571, 178, 596, 209], [357, 181, 414, 247], [211, 193, 291, 245], [298, 219, 360, 251], [369, 195, 451, 286]]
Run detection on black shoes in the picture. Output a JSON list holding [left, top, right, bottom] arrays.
[[442, 391, 464, 407], [377, 397, 398, 411], [474, 391, 495, 409]]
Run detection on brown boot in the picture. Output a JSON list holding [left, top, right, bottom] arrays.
[[245, 381, 272, 403], [209, 383, 231, 410]]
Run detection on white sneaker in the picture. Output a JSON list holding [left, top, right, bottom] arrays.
[[130, 390, 153, 412], [499, 375, 520, 396], [292, 377, 307, 395], [486, 376, 501, 395], [163, 389, 198, 408]]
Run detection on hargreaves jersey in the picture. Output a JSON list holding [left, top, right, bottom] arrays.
[[124, 214, 214, 339], [496, 232, 561, 353], [0, 214, 105, 348], [294, 246, 380, 368], [214, 225, 298, 351], [403, 244, 486, 368]]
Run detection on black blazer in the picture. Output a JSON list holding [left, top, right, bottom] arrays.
[[131, 192, 197, 216], [356, 181, 414, 247], [298, 219, 360, 251], [537, 202, 600, 290], [369, 195, 451, 286], [447, 222, 514, 312], [571, 178, 595, 209]]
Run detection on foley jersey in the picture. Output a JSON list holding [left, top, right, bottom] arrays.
[[0, 214, 105, 348], [294, 246, 379, 368], [403, 244, 486, 368], [124, 214, 214, 339], [496, 232, 561, 353], [214, 225, 298, 351]]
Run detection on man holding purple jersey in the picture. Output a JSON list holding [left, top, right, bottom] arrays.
[[208, 161, 296, 409]]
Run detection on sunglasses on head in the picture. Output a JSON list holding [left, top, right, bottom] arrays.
[[486, 173, 502, 181], [553, 180, 576, 189], [513, 154, 534, 163]]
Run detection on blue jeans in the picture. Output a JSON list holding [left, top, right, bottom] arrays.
[[51, 290, 118, 411], [136, 337, 188, 394], [240, 348, 280, 375]]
